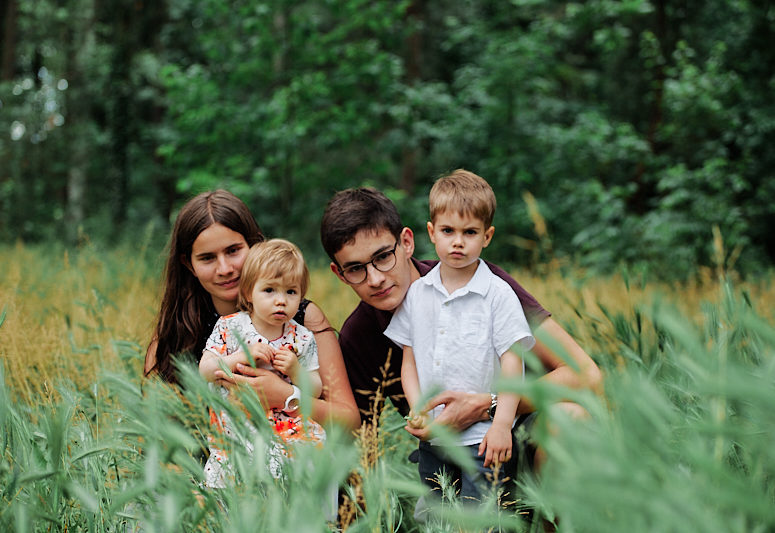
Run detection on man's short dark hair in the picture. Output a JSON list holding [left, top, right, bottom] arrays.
[[320, 187, 404, 262]]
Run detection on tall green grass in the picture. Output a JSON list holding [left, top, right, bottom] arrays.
[[1, 244, 774, 531]]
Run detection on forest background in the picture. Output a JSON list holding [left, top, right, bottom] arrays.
[[2, 0, 774, 278], [3, 2, 775, 531]]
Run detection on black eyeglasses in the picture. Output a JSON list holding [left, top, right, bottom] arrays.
[[338, 241, 399, 284]]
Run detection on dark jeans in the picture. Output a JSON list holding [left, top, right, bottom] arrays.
[[416, 412, 537, 503]]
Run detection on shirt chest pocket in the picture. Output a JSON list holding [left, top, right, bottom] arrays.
[[458, 315, 490, 349]]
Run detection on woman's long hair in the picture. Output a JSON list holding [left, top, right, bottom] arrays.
[[145, 190, 264, 384]]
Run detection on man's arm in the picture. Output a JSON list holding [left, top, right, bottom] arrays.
[[519, 317, 603, 412], [405, 317, 602, 439]]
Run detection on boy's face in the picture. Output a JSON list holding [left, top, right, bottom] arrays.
[[330, 227, 416, 312], [247, 276, 302, 336], [427, 210, 494, 271]]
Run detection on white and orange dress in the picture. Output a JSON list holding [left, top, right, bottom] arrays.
[[202, 312, 325, 488]]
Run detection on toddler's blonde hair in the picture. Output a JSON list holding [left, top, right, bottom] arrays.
[[238, 239, 309, 313]]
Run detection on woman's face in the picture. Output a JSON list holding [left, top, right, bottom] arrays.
[[189, 223, 249, 315]]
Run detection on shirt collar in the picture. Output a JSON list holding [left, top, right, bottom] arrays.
[[422, 259, 491, 298]]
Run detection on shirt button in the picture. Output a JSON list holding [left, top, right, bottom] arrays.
[[439, 329, 445, 335]]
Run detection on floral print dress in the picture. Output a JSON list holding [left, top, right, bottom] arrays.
[[202, 312, 326, 487]]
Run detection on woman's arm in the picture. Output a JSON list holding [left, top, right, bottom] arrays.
[[144, 339, 158, 376], [303, 302, 360, 429]]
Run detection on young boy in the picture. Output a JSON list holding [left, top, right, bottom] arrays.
[[384, 169, 535, 502]]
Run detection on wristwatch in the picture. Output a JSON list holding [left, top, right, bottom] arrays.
[[488, 393, 497, 420], [283, 385, 301, 414]]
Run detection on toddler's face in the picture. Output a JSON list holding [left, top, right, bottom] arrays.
[[247, 277, 302, 336]]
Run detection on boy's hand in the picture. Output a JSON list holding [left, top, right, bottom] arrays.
[[478, 425, 512, 468], [248, 342, 274, 366], [271, 347, 300, 379], [405, 409, 429, 430]]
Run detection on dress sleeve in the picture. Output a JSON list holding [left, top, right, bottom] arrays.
[[296, 327, 320, 372], [204, 317, 229, 357]]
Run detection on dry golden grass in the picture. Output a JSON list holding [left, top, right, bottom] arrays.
[[0, 243, 158, 403], [2, 242, 773, 404]]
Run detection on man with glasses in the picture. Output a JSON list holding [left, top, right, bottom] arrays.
[[320, 187, 601, 442]]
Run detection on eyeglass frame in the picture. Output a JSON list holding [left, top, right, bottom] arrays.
[[336, 240, 400, 284]]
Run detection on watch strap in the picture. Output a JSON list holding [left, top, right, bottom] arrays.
[[283, 385, 301, 413], [488, 393, 497, 421]]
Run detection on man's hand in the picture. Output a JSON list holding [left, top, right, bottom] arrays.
[[404, 390, 490, 440]]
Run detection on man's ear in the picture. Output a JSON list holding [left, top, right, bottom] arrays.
[[330, 261, 347, 283], [483, 226, 495, 248], [400, 227, 415, 258]]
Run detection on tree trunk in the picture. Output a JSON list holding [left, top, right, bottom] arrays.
[[64, 2, 97, 244], [400, 0, 424, 193], [630, 0, 665, 214], [1, 0, 17, 80]]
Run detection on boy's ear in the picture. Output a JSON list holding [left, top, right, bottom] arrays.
[[426, 221, 436, 244], [483, 226, 495, 247]]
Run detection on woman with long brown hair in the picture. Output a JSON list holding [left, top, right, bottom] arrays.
[[145, 189, 359, 429]]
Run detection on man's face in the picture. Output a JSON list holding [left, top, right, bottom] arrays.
[[330, 227, 416, 312]]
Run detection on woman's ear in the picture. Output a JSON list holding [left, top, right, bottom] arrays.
[[180, 254, 193, 273]]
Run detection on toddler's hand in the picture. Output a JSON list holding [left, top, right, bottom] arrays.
[[248, 342, 274, 366], [271, 347, 300, 379]]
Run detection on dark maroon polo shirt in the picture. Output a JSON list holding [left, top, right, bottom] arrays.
[[338, 258, 551, 423]]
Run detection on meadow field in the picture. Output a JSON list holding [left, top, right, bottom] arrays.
[[1, 242, 774, 532]]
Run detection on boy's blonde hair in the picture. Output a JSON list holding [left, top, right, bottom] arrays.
[[238, 239, 309, 313], [429, 169, 497, 227]]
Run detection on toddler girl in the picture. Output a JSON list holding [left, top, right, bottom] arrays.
[[199, 239, 325, 487]]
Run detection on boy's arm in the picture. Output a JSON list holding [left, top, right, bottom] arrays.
[[478, 349, 522, 467], [401, 345, 421, 410]]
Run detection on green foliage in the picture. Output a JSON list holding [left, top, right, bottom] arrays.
[[2, 0, 774, 275], [3, 261, 775, 531], [520, 281, 775, 531]]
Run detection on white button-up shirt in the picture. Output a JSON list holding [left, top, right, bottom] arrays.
[[385, 260, 535, 445]]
